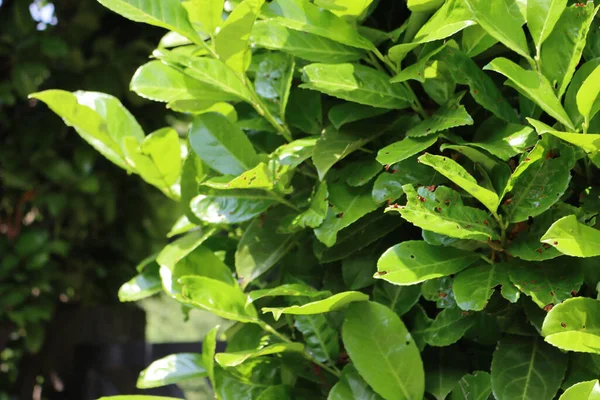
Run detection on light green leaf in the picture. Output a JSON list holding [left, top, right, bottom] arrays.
[[273, 138, 317, 168], [253, 52, 294, 122], [508, 260, 583, 308], [376, 135, 438, 166], [215, 0, 263, 71], [388, 0, 475, 61], [390, 43, 447, 84], [99, 397, 181, 400], [313, 182, 378, 247], [328, 365, 383, 400], [202, 326, 218, 390], [418, 153, 499, 212], [215, 343, 304, 367], [461, 25, 498, 57], [450, 371, 493, 400], [392, 185, 499, 242], [453, 263, 514, 311], [566, 58, 600, 129], [123, 127, 181, 198], [463, 0, 530, 61], [183, 0, 224, 36], [439, 144, 499, 172], [96, 0, 204, 44], [180, 276, 258, 322], [118, 262, 161, 302], [153, 49, 253, 102], [577, 64, 600, 126], [407, 0, 444, 13], [189, 112, 259, 176], [190, 187, 275, 224], [248, 283, 329, 302], [301, 63, 411, 109], [130, 61, 236, 104], [235, 210, 297, 286], [250, 20, 364, 63], [560, 380, 600, 400], [375, 240, 479, 286], [295, 312, 339, 363], [328, 103, 388, 129], [314, 0, 373, 19], [439, 45, 518, 123], [406, 103, 473, 138], [543, 297, 600, 354], [424, 307, 476, 347], [531, 122, 600, 155], [30, 90, 144, 170], [464, 117, 536, 161], [263, 0, 374, 50], [202, 163, 273, 190], [484, 57, 575, 130], [293, 181, 329, 228], [491, 336, 567, 400], [527, 0, 568, 51], [262, 291, 369, 321], [137, 353, 206, 389], [541, 215, 600, 258], [342, 301, 424, 400], [541, 3, 599, 98]]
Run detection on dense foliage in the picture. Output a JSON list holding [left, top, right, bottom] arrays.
[[0, 0, 176, 396], [31, 0, 600, 398]]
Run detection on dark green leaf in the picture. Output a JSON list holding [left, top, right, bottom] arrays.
[[450, 371, 493, 400], [328, 364, 383, 400], [295, 313, 339, 363], [424, 307, 476, 346]]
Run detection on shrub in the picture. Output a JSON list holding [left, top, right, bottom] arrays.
[[32, 0, 600, 399]]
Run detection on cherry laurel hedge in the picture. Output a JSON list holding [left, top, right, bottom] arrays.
[[32, 0, 600, 399]]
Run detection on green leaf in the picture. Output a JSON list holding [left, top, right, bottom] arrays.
[[406, 0, 444, 13], [328, 103, 388, 130], [190, 188, 275, 224], [342, 253, 377, 290], [273, 138, 318, 168], [577, 64, 600, 126], [463, 0, 530, 61], [418, 153, 499, 212], [501, 137, 576, 223], [491, 336, 567, 400], [118, 262, 161, 302], [248, 283, 329, 302], [263, 291, 369, 321], [30, 90, 144, 170], [130, 61, 236, 104], [439, 144, 499, 172], [406, 103, 473, 138], [453, 263, 515, 311], [202, 326, 218, 390], [202, 163, 273, 191], [342, 159, 381, 187], [153, 49, 253, 102], [421, 60, 456, 106], [376, 135, 438, 166], [375, 240, 479, 286], [461, 25, 498, 57], [293, 181, 329, 228], [424, 307, 476, 347], [531, 121, 600, 156], [189, 112, 259, 176], [508, 260, 583, 308], [263, 0, 374, 50], [373, 283, 422, 317], [392, 185, 499, 241], [390, 43, 448, 84], [342, 301, 424, 400], [215, 0, 263, 71], [180, 276, 258, 322], [484, 58, 575, 130], [560, 380, 600, 400], [527, 0, 568, 52], [543, 297, 600, 353], [123, 127, 181, 198], [423, 346, 469, 400], [301, 63, 411, 109], [313, 182, 378, 247], [295, 313, 339, 363], [450, 371, 493, 400], [541, 3, 599, 98], [96, 0, 204, 44], [388, 0, 475, 61], [328, 364, 383, 400], [253, 52, 294, 122], [438, 45, 518, 123], [314, 0, 374, 19], [235, 210, 297, 286], [215, 343, 304, 367], [136, 353, 207, 389], [250, 20, 365, 63], [98, 397, 181, 400], [461, 118, 536, 161], [183, 0, 224, 36], [541, 215, 600, 258], [286, 88, 323, 134]]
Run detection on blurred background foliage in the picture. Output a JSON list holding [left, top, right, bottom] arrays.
[[0, 0, 209, 397]]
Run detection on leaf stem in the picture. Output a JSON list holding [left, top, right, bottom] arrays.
[[260, 322, 342, 377], [250, 89, 293, 142], [268, 192, 302, 212]]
